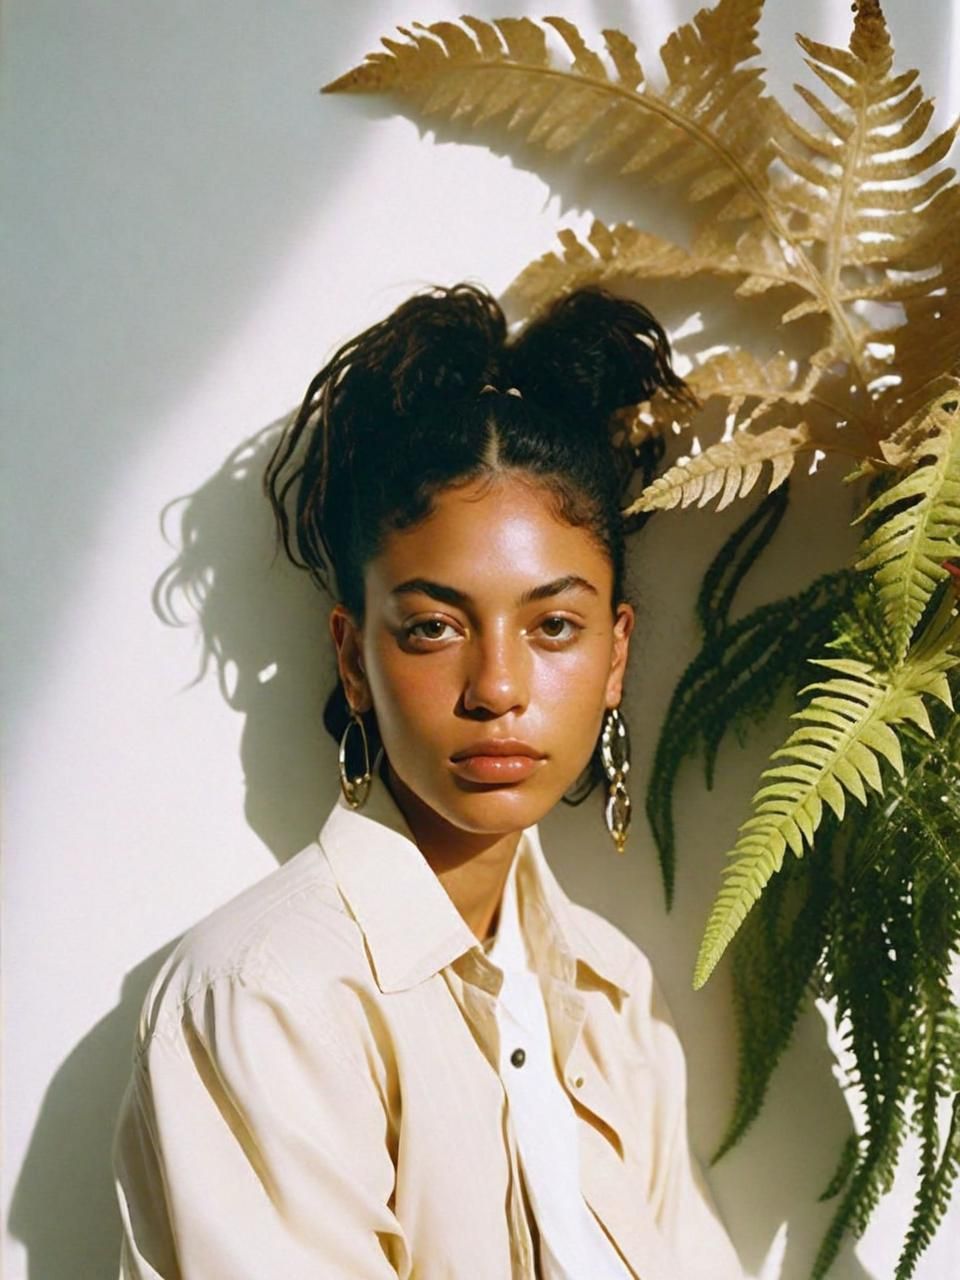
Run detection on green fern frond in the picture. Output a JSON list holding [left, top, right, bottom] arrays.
[[896, 1094, 960, 1279], [812, 710, 960, 1278], [819, 1131, 861, 1202], [812, 1080, 913, 1279], [646, 487, 854, 906], [853, 386, 960, 663], [693, 622, 959, 989], [825, 582, 901, 673], [713, 825, 834, 1163]]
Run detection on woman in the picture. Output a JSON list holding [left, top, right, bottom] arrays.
[[112, 285, 745, 1279]]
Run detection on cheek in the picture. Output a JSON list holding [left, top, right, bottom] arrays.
[[367, 639, 451, 738], [533, 637, 612, 708]]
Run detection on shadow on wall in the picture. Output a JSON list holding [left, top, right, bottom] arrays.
[[6, 421, 346, 1280], [7, 947, 177, 1280], [149, 418, 344, 863]]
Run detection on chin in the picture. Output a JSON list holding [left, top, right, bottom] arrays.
[[385, 756, 579, 837], [438, 779, 562, 834]]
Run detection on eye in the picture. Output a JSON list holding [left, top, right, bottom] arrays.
[[537, 615, 582, 643], [404, 618, 459, 644]]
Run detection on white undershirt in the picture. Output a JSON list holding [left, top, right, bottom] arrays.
[[482, 844, 634, 1280]]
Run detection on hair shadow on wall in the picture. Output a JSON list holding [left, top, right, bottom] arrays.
[[151, 418, 345, 861], [8, 945, 177, 1280]]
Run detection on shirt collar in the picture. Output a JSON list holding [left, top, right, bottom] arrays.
[[318, 767, 631, 1001]]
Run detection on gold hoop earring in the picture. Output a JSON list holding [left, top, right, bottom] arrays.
[[601, 706, 631, 854], [338, 708, 372, 809]]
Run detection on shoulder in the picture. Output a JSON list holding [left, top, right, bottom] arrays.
[[135, 839, 366, 1053]]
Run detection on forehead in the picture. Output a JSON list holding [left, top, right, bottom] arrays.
[[366, 474, 612, 599]]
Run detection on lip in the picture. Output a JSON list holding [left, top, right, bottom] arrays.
[[449, 739, 546, 785], [450, 739, 544, 761]]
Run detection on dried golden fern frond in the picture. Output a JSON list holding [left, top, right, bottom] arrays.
[[498, 3, 959, 414], [610, 352, 791, 456], [684, 349, 884, 449], [771, 2, 960, 395], [685, 350, 802, 425], [623, 351, 876, 514], [507, 221, 707, 316], [326, 1, 958, 492], [872, 184, 960, 420], [325, 4, 774, 211], [627, 422, 813, 514], [509, 210, 808, 312]]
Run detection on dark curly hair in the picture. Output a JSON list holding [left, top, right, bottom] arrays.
[[263, 283, 690, 801]]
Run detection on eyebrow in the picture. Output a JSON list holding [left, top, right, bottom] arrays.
[[389, 574, 599, 608]]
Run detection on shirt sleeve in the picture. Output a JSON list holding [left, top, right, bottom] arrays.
[[111, 951, 410, 1280], [630, 955, 745, 1280]]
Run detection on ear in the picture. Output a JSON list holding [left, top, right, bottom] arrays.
[[329, 604, 372, 713], [605, 602, 635, 709]]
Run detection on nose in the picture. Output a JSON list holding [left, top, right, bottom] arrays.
[[460, 624, 529, 717]]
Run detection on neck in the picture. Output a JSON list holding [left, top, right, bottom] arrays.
[[383, 759, 522, 943]]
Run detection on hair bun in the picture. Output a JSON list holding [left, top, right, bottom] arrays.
[[347, 284, 506, 422], [508, 288, 688, 427]]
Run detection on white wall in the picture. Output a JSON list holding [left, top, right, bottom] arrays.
[[3, 2, 958, 1277]]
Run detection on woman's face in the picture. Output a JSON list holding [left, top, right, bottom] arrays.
[[330, 472, 634, 837]]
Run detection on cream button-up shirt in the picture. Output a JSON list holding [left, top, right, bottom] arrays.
[[112, 770, 744, 1280], [482, 840, 633, 1278]]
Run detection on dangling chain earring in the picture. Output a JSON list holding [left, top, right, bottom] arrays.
[[338, 707, 372, 809], [600, 706, 631, 854]]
